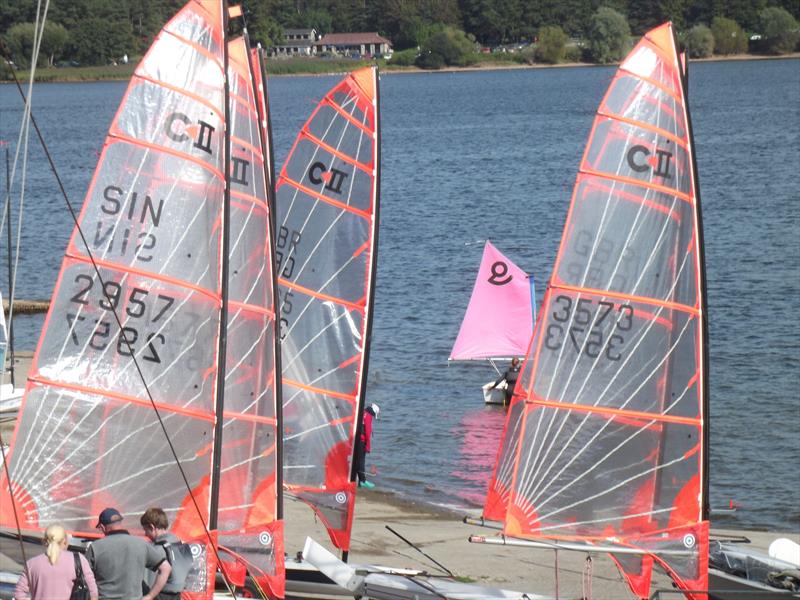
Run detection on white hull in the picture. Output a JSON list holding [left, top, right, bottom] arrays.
[[482, 381, 506, 405]]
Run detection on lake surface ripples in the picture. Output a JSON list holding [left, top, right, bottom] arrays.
[[1, 58, 797, 532]]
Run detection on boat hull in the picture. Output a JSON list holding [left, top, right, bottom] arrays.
[[709, 568, 800, 599], [482, 381, 507, 405]]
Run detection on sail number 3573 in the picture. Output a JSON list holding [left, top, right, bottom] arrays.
[[544, 295, 634, 361]]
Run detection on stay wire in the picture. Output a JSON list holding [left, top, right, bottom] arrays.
[[0, 36, 238, 600], [0, 0, 50, 589]]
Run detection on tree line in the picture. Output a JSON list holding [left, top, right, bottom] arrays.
[[1, 0, 798, 69]]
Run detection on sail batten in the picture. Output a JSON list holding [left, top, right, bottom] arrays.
[[486, 23, 707, 599]]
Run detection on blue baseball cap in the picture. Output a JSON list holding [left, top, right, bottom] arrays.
[[96, 507, 123, 527]]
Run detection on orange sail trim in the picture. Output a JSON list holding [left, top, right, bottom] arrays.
[[528, 397, 701, 427], [278, 175, 372, 220], [488, 22, 708, 600]]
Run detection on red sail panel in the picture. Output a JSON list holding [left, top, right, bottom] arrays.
[[497, 23, 707, 599], [276, 67, 379, 551], [211, 37, 283, 597]]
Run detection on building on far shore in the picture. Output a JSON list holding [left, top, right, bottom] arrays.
[[316, 32, 392, 58], [272, 28, 318, 57]]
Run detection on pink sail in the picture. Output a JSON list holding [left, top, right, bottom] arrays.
[[450, 241, 534, 361]]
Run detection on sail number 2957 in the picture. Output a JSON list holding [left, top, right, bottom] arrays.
[[544, 295, 634, 361], [66, 274, 174, 363]]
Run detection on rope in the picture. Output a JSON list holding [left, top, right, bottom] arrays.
[[554, 548, 560, 599], [0, 1, 50, 595], [582, 554, 593, 600]]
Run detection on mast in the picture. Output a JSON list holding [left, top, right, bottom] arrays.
[[342, 67, 381, 563], [348, 66, 381, 485], [676, 28, 710, 522], [254, 43, 284, 519], [208, 0, 232, 531], [3, 146, 14, 385]]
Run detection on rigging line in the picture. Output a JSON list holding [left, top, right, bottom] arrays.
[[523, 243, 695, 503], [1, 0, 53, 577], [537, 446, 692, 524], [521, 181, 667, 486], [2, 32, 231, 580], [385, 525, 454, 576], [522, 122, 690, 493], [281, 307, 351, 373], [527, 318, 695, 509]]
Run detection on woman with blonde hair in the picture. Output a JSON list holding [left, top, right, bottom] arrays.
[[13, 523, 98, 600]]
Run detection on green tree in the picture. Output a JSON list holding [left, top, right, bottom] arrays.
[[40, 22, 69, 66], [287, 8, 333, 34], [683, 24, 714, 58], [416, 25, 476, 68], [4, 23, 37, 68], [585, 6, 630, 64], [759, 6, 799, 54], [710, 16, 747, 55], [534, 24, 567, 63], [69, 15, 133, 65]]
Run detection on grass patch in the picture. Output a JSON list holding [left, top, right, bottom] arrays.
[[263, 56, 377, 75], [2, 63, 136, 83]]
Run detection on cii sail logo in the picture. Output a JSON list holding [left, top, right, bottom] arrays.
[[164, 112, 216, 155], [308, 161, 349, 194], [626, 142, 674, 180]]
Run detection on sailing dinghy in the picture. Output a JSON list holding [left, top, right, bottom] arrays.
[[473, 21, 799, 600], [0, 1, 284, 596], [475, 22, 711, 599], [275, 66, 380, 555], [450, 241, 535, 405]]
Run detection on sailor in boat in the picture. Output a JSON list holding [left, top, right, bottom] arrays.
[[492, 357, 520, 406], [356, 403, 380, 489]]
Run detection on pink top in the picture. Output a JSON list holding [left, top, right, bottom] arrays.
[[14, 551, 98, 600]]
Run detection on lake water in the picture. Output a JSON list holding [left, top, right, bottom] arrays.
[[1, 58, 798, 533]]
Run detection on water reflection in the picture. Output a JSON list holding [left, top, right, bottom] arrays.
[[449, 404, 508, 507]]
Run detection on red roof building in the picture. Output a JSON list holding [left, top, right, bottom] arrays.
[[316, 32, 392, 57]]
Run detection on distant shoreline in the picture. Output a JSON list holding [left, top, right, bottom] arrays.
[[2, 52, 798, 84]]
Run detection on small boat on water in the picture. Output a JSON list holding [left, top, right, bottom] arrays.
[[470, 21, 798, 600], [449, 240, 535, 405]]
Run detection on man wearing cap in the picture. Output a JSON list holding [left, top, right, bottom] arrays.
[[86, 507, 171, 600], [355, 403, 380, 489]]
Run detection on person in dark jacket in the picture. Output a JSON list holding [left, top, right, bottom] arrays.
[[355, 403, 379, 489], [494, 357, 521, 406]]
